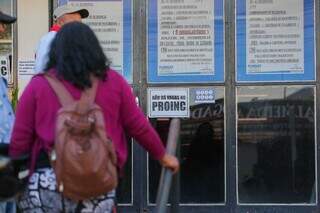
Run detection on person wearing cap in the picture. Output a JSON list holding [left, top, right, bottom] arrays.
[[0, 10, 16, 33], [0, 10, 17, 213], [34, 4, 89, 73]]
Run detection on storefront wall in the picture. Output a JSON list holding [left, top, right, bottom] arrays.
[[16, 0, 50, 94], [2, 0, 319, 212]]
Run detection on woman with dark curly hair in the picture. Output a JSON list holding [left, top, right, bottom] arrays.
[[9, 22, 179, 212]]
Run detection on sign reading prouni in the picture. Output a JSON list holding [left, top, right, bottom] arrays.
[[148, 88, 189, 118]]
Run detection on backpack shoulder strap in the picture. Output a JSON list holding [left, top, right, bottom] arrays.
[[44, 74, 74, 107], [77, 77, 99, 114]]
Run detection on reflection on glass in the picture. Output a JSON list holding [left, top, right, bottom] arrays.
[[180, 120, 224, 203], [0, 0, 12, 41], [149, 87, 225, 204], [0, 43, 11, 55], [237, 86, 315, 204], [117, 139, 132, 204], [0, 24, 11, 40], [0, 0, 13, 87]]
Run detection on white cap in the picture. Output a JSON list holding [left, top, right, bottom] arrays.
[[53, 5, 89, 21]]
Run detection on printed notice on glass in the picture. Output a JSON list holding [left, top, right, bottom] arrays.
[[246, 0, 304, 73], [158, 0, 214, 75], [148, 88, 190, 118], [69, 1, 122, 71], [69, 0, 132, 80]]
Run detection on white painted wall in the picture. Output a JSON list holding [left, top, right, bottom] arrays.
[[17, 0, 49, 94]]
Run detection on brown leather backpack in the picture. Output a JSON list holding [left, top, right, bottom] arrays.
[[44, 75, 118, 201]]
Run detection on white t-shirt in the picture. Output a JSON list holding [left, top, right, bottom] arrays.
[[34, 31, 57, 73]]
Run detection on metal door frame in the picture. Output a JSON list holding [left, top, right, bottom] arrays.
[[52, 0, 320, 212]]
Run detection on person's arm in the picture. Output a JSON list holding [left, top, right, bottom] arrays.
[[119, 77, 179, 173], [0, 77, 14, 144], [9, 79, 36, 157]]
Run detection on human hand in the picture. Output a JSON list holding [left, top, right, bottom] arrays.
[[159, 154, 179, 174]]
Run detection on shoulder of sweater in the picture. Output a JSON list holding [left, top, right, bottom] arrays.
[[106, 69, 127, 85], [28, 74, 49, 90], [28, 70, 128, 91], [107, 69, 122, 78]]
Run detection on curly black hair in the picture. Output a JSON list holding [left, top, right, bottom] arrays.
[[45, 22, 110, 89]]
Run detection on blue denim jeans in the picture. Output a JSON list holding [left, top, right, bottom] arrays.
[[0, 201, 16, 213]]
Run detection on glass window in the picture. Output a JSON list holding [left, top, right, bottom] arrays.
[[148, 87, 225, 204], [0, 0, 14, 86], [237, 86, 316, 204], [236, 0, 315, 82], [117, 139, 132, 204]]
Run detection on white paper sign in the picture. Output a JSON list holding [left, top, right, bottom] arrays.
[[157, 0, 214, 75], [69, 1, 124, 73], [246, 0, 304, 73], [18, 60, 35, 76], [148, 88, 189, 118], [194, 88, 215, 103]]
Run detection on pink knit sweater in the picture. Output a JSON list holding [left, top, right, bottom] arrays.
[[9, 69, 165, 173]]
